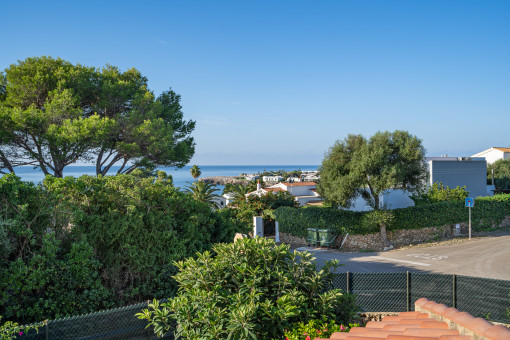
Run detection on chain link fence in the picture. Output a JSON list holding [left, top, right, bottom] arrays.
[[20, 301, 173, 340], [331, 272, 510, 323], [18, 272, 509, 339]]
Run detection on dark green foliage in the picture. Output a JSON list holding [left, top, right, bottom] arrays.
[[226, 190, 299, 229], [488, 159, 510, 190], [0, 174, 238, 324], [275, 194, 510, 237], [317, 131, 427, 209], [410, 182, 469, 206], [44, 175, 235, 302], [274, 206, 364, 237], [137, 238, 359, 339], [0, 175, 113, 323], [0, 56, 195, 177]]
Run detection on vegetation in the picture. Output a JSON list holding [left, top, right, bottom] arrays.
[[186, 181, 220, 207], [284, 319, 358, 340], [410, 182, 469, 206], [190, 165, 201, 181], [227, 191, 299, 229], [0, 316, 41, 340], [488, 159, 510, 190], [0, 174, 238, 324], [317, 131, 427, 248], [0, 56, 195, 177], [223, 182, 257, 199], [275, 193, 510, 239], [137, 237, 358, 339]]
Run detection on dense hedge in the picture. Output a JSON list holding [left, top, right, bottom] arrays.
[[274, 194, 510, 237], [0, 174, 238, 324]]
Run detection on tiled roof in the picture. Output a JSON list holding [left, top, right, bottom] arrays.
[[262, 187, 284, 192], [494, 147, 510, 152], [315, 298, 510, 340], [281, 181, 317, 187]]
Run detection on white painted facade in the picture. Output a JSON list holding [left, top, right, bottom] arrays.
[[346, 189, 415, 212], [262, 175, 284, 182], [211, 196, 227, 209], [222, 193, 236, 205], [245, 182, 323, 207], [471, 147, 510, 165]]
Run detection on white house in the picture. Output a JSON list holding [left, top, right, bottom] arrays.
[[262, 175, 284, 182], [471, 147, 510, 165], [245, 181, 322, 206], [245, 174, 259, 181]]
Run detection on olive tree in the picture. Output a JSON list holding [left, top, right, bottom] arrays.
[[317, 130, 427, 248]]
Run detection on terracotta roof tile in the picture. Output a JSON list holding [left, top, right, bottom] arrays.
[[262, 187, 284, 192], [494, 147, 510, 152], [322, 298, 510, 340]]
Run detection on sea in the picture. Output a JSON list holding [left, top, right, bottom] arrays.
[[7, 165, 319, 193]]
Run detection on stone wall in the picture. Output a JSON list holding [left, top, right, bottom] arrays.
[[280, 215, 510, 251]]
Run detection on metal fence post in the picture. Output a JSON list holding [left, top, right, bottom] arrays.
[[452, 274, 457, 308], [346, 271, 350, 294], [406, 271, 410, 311]]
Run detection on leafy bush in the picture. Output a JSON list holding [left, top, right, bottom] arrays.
[[410, 182, 469, 206], [488, 159, 510, 190], [284, 319, 358, 340], [274, 206, 365, 237], [1, 174, 240, 324], [275, 194, 510, 238], [137, 237, 359, 339], [0, 316, 42, 340]]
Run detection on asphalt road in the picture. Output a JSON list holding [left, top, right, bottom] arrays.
[[299, 233, 510, 280]]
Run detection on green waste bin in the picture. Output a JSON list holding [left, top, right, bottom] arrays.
[[306, 228, 319, 246], [317, 229, 337, 248]]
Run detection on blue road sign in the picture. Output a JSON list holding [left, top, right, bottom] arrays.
[[465, 197, 474, 207]]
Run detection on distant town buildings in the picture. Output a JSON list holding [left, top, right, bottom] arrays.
[[245, 181, 322, 207], [262, 175, 284, 182]]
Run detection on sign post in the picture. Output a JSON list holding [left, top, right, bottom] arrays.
[[465, 197, 474, 240]]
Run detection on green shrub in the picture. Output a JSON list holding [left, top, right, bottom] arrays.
[[275, 194, 510, 238], [137, 237, 359, 339], [1, 174, 240, 324], [410, 182, 469, 206], [0, 316, 42, 340]]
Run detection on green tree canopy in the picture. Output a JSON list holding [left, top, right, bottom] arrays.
[[190, 164, 201, 181], [0, 56, 195, 177], [317, 130, 427, 248], [488, 159, 510, 190]]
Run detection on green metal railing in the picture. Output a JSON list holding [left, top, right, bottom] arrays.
[[19, 273, 509, 339]]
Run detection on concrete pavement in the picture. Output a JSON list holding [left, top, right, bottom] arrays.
[[300, 233, 510, 280]]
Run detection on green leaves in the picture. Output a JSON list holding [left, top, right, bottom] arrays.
[[276, 193, 510, 237], [0, 56, 195, 176], [138, 237, 358, 339], [317, 130, 427, 209], [1, 174, 238, 325]]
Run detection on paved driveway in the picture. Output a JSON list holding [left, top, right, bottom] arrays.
[[300, 233, 510, 280]]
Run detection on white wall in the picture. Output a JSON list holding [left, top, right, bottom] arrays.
[[344, 189, 414, 212], [287, 185, 315, 196]]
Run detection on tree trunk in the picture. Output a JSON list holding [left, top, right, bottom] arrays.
[[380, 222, 392, 250]]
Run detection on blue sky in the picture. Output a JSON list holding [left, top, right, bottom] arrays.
[[2, 0, 509, 165]]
